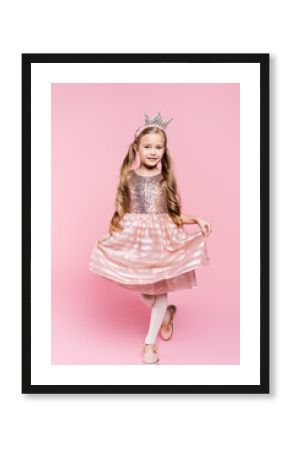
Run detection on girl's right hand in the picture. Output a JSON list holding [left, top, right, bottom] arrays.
[[97, 233, 109, 245]]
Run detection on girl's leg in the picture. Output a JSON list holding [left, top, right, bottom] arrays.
[[140, 292, 171, 324], [140, 293, 156, 309], [144, 293, 168, 344]]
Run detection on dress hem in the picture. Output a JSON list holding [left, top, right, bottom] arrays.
[[88, 259, 209, 288]]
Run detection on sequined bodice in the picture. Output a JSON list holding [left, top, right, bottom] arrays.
[[127, 170, 168, 214]]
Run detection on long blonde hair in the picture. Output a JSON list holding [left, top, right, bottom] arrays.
[[109, 126, 183, 235]]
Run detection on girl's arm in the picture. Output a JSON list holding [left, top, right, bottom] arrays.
[[181, 213, 212, 237], [180, 213, 199, 225]]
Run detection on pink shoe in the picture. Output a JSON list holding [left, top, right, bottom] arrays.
[[142, 344, 159, 364], [160, 305, 177, 341]]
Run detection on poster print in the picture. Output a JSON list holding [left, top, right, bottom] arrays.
[[22, 53, 269, 394]]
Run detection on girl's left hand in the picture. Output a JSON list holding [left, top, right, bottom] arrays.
[[195, 217, 212, 237]]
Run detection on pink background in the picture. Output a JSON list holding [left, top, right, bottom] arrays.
[[51, 83, 240, 365]]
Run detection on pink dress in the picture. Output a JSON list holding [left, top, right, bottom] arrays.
[[89, 170, 210, 295]]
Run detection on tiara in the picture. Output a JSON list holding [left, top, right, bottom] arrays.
[[135, 112, 173, 138]]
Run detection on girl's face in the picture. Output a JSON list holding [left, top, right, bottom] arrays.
[[135, 133, 165, 169]]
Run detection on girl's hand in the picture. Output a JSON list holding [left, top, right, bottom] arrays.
[[195, 217, 212, 237], [97, 233, 109, 245]]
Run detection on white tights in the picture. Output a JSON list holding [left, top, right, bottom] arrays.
[[140, 293, 170, 344]]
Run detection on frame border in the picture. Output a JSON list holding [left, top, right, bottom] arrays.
[[22, 53, 269, 394]]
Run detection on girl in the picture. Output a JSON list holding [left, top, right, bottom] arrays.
[[89, 112, 212, 364]]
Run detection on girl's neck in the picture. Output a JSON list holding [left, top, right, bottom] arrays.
[[135, 166, 161, 177]]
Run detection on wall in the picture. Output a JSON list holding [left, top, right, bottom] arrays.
[[1, 1, 285, 449]]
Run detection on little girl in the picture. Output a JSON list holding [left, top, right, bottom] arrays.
[[89, 112, 212, 364]]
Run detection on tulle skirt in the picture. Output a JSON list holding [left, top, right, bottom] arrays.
[[89, 212, 210, 295]]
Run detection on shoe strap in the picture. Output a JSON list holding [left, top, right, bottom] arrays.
[[144, 344, 158, 352]]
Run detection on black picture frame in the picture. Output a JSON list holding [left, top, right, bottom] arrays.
[[22, 53, 269, 394]]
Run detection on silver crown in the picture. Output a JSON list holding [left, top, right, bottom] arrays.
[[135, 112, 173, 137], [144, 112, 173, 129]]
